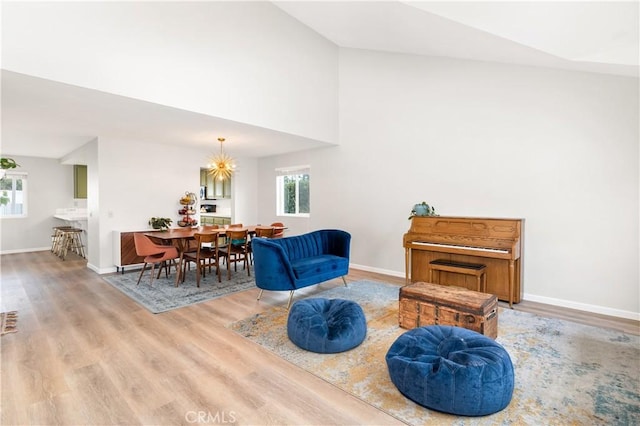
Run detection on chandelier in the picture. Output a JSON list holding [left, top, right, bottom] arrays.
[[207, 137, 236, 181]]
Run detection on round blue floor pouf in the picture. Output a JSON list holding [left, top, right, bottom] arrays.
[[385, 325, 514, 416], [287, 298, 367, 353]]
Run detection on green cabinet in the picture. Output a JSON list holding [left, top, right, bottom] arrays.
[[200, 216, 231, 226], [200, 168, 232, 199], [74, 165, 87, 199], [217, 217, 231, 226]]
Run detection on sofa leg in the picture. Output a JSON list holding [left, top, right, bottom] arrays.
[[257, 289, 263, 301], [342, 276, 348, 287], [286, 290, 295, 310]]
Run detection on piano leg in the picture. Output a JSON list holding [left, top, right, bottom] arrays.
[[508, 260, 515, 309], [405, 248, 411, 284]]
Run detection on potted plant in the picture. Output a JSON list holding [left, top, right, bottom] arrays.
[[408, 201, 437, 219], [0, 157, 19, 180], [0, 157, 19, 170], [0, 157, 19, 204], [149, 217, 173, 230]]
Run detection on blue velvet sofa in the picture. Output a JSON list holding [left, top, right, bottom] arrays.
[[251, 229, 351, 308]]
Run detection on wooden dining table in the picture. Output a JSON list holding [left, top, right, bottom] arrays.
[[144, 225, 285, 285]]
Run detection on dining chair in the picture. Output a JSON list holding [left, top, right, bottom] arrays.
[[199, 225, 220, 255], [271, 222, 285, 238], [181, 232, 221, 287], [133, 233, 179, 286], [183, 224, 218, 252], [248, 226, 275, 264], [219, 223, 244, 262], [254, 226, 276, 238], [219, 228, 250, 280]]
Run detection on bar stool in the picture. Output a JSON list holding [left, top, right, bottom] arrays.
[[55, 228, 86, 260], [51, 226, 74, 254]]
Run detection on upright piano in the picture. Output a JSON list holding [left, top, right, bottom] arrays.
[[403, 216, 524, 306]]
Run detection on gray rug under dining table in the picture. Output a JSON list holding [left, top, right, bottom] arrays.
[[102, 265, 255, 313]]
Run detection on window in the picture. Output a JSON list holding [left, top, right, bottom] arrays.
[[0, 172, 27, 218], [276, 166, 310, 217]]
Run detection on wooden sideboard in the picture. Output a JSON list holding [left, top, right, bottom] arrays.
[[113, 230, 160, 273]]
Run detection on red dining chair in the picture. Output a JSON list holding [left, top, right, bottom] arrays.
[[133, 233, 179, 286]]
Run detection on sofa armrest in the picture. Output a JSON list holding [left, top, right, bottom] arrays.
[[325, 229, 351, 259], [252, 237, 298, 290]]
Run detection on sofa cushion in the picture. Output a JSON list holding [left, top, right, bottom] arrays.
[[290, 254, 347, 278]]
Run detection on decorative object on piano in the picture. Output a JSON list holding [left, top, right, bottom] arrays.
[[149, 217, 172, 230], [207, 137, 236, 181], [408, 201, 437, 219]]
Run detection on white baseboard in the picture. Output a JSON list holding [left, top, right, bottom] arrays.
[[87, 263, 119, 275], [349, 263, 405, 279], [523, 293, 640, 321], [349, 263, 639, 321], [91, 263, 146, 275], [0, 247, 50, 255]]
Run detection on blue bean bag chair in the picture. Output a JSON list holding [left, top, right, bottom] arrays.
[[386, 325, 514, 416], [287, 298, 367, 353]]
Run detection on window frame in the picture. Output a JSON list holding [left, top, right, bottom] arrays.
[[275, 165, 310, 218], [0, 171, 28, 218]]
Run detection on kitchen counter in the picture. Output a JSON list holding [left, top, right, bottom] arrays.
[[54, 213, 88, 221], [54, 208, 88, 222]]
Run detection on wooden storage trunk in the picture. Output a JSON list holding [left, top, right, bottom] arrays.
[[399, 282, 498, 339]]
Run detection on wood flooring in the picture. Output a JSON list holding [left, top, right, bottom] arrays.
[[1, 251, 638, 425]]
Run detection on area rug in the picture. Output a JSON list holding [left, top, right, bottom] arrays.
[[1, 311, 18, 335], [228, 280, 640, 425], [103, 266, 255, 313]]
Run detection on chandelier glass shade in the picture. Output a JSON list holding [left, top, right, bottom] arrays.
[[207, 137, 236, 181]]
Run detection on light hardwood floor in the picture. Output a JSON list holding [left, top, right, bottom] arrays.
[[1, 251, 638, 425]]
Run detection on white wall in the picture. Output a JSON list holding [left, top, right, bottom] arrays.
[[0, 141, 256, 272], [91, 139, 198, 272], [257, 48, 639, 319], [2, 1, 339, 144], [0, 155, 78, 253], [231, 157, 259, 227]]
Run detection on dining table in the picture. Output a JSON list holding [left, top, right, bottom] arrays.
[[144, 225, 285, 285]]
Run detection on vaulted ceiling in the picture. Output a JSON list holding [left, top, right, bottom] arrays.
[[275, 1, 638, 76], [2, 1, 638, 159]]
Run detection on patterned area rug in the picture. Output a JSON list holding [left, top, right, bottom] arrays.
[[228, 280, 640, 425], [103, 265, 255, 313], [1, 311, 18, 335]]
